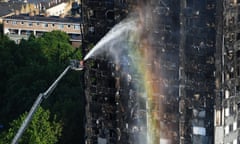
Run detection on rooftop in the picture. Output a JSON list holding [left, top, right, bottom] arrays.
[[4, 14, 81, 23], [0, 2, 22, 17], [0, 0, 69, 17]]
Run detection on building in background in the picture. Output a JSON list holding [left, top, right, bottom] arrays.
[[0, 2, 35, 23], [3, 14, 82, 47], [0, 0, 74, 23]]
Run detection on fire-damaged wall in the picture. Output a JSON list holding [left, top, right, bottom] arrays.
[[82, 0, 216, 144], [215, 0, 240, 144], [148, 0, 180, 143], [82, 0, 138, 143], [179, 0, 215, 143]]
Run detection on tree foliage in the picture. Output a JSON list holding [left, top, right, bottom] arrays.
[[0, 31, 85, 143], [0, 107, 62, 144], [0, 24, 3, 34], [36, 30, 81, 62]]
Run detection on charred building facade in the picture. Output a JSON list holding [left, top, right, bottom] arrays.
[[179, 0, 216, 144], [82, 0, 181, 143], [82, 0, 137, 144], [148, 0, 180, 143], [214, 0, 240, 144], [82, 0, 216, 144]]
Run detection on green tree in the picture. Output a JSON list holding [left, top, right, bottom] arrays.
[[36, 30, 81, 63], [0, 30, 84, 144], [0, 107, 62, 144], [0, 35, 19, 124], [0, 24, 3, 35]]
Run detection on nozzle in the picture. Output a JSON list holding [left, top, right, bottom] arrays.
[[70, 59, 84, 71]]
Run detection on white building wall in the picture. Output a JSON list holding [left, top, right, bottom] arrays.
[[46, 3, 68, 16], [3, 28, 9, 34], [214, 126, 224, 144]]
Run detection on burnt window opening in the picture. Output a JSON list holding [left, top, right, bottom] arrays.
[[186, 0, 193, 7], [106, 11, 114, 20], [237, 33, 240, 41], [237, 50, 240, 58], [230, 33, 235, 42], [226, 72, 234, 80], [238, 13, 240, 22], [237, 66, 240, 76], [230, 72, 234, 79], [236, 85, 240, 91], [229, 124, 233, 132], [230, 105, 235, 115], [229, 16, 235, 25], [238, 103, 240, 112]]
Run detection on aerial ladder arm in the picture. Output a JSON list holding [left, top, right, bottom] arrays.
[[11, 60, 84, 144]]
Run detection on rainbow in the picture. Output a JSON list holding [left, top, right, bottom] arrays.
[[126, 16, 163, 144], [84, 6, 165, 144]]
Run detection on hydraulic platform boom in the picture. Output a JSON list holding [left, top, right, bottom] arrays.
[[11, 61, 83, 144]]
